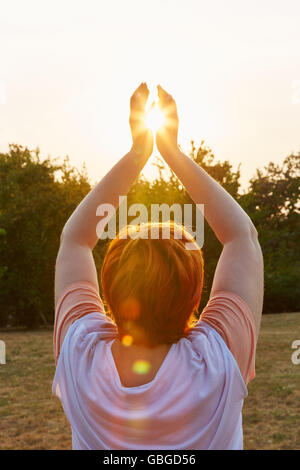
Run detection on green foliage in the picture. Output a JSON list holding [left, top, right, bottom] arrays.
[[0, 228, 7, 280], [0, 144, 91, 328], [239, 153, 300, 312], [0, 143, 299, 328]]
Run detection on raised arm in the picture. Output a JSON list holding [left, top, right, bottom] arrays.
[[55, 83, 153, 305], [156, 85, 264, 338]]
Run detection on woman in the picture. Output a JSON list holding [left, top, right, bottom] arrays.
[[52, 83, 264, 450]]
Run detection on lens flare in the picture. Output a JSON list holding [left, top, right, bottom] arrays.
[[132, 360, 151, 375], [121, 334, 133, 347]]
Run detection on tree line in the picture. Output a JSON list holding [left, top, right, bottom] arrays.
[[0, 143, 299, 328]]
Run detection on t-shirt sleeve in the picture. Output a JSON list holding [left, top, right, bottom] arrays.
[[53, 281, 107, 365], [199, 290, 257, 385]]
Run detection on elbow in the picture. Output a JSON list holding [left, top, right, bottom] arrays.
[[249, 222, 263, 258], [228, 219, 259, 244], [60, 230, 65, 245], [249, 221, 258, 240], [60, 225, 69, 245], [245, 219, 261, 247]]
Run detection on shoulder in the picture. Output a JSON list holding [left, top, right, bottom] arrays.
[[54, 281, 118, 365], [187, 321, 248, 397]]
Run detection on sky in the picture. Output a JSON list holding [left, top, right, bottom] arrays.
[[0, 0, 299, 190]]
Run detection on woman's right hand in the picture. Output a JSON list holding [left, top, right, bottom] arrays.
[[156, 85, 179, 157]]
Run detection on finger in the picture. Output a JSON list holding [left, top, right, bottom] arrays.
[[157, 85, 173, 103], [134, 82, 146, 95], [131, 95, 149, 114], [131, 82, 148, 104], [157, 85, 176, 115]]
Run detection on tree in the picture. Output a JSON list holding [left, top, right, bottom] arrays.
[[0, 229, 7, 280], [0, 144, 91, 327], [0, 143, 299, 328], [239, 153, 300, 312]]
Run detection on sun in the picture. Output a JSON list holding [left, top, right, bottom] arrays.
[[144, 102, 166, 132]]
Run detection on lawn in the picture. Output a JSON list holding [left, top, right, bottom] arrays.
[[0, 312, 299, 450]]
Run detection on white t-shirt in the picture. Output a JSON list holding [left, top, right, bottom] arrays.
[[52, 283, 255, 450]]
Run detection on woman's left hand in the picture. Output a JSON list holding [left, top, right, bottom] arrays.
[[129, 82, 153, 159]]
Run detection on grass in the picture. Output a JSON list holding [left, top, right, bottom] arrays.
[[243, 312, 300, 450], [0, 312, 300, 450]]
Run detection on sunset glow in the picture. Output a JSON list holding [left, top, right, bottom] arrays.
[[0, 0, 299, 190]]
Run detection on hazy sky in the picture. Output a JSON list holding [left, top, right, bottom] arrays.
[[1, 0, 299, 190]]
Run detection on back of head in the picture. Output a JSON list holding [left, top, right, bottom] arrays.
[[101, 221, 204, 347]]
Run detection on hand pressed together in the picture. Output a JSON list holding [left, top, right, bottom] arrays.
[[129, 82, 179, 160]]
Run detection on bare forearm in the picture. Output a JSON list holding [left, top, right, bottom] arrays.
[[61, 148, 148, 249], [163, 148, 256, 244]]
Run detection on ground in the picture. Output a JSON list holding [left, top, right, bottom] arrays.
[[0, 312, 299, 450]]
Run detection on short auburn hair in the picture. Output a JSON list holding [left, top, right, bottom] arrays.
[[101, 221, 204, 348]]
